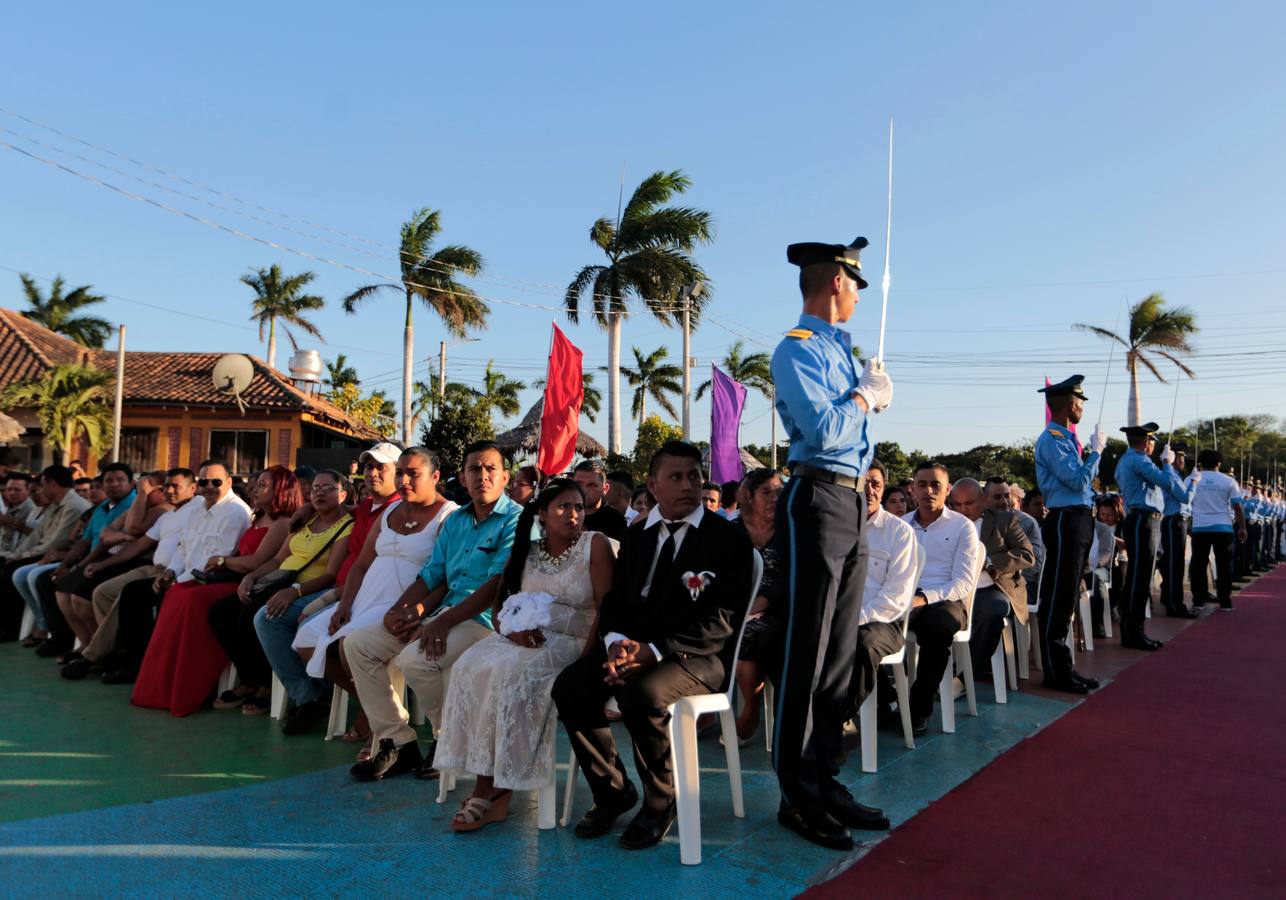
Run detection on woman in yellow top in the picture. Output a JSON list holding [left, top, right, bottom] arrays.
[[211, 470, 353, 714]]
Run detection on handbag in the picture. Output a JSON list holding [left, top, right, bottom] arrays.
[[190, 568, 242, 585], [248, 517, 353, 602]]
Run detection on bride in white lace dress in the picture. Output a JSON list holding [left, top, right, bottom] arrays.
[[435, 478, 614, 831]]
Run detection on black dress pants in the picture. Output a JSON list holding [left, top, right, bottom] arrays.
[[37, 568, 72, 650], [1122, 511, 1161, 636], [0, 555, 40, 638], [905, 600, 967, 720], [115, 576, 166, 673], [1189, 531, 1234, 607], [208, 593, 272, 687], [552, 644, 707, 815], [1158, 515, 1189, 612], [1038, 506, 1094, 679], [968, 586, 1012, 675], [770, 476, 866, 816], [852, 621, 904, 717]]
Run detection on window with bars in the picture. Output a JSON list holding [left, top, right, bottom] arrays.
[[208, 429, 268, 476]]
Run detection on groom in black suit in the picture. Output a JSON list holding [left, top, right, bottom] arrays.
[[552, 440, 753, 850]]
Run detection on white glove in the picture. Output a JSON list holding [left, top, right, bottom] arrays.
[[854, 358, 893, 413], [1088, 425, 1107, 454], [1160, 444, 1175, 466], [1189, 470, 1203, 486]]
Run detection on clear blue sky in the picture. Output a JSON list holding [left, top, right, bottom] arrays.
[[4, 1, 1285, 455]]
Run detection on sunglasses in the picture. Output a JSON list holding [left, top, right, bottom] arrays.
[[197, 478, 224, 488]]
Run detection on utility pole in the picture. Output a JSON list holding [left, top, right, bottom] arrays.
[[439, 340, 447, 402], [111, 325, 125, 461], [679, 281, 703, 440], [770, 384, 778, 470]]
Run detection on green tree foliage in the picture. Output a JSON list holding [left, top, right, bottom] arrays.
[[628, 415, 683, 480], [420, 396, 495, 476], [17, 274, 112, 348], [476, 361, 526, 419], [326, 383, 398, 438], [324, 354, 359, 391], [1, 363, 114, 464], [696, 341, 772, 402]]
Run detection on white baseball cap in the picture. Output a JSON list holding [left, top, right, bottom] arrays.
[[359, 442, 402, 466]]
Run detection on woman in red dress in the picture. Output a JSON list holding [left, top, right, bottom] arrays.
[[131, 466, 302, 716]]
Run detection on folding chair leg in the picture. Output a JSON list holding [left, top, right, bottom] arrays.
[[18, 607, 34, 641], [990, 642, 1008, 704], [1078, 589, 1094, 651], [763, 682, 774, 753], [270, 675, 287, 719], [718, 707, 744, 818], [939, 666, 955, 733], [671, 702, 703, 865], [1015, 619, 1031, 680], [218, 663, 238, 695], [1003, 623, 1019, 691], [436, 770, 456, 804], [560, 746, 577, 827], [958, 645, 978, 717], [859, 692, 878, 773], [893, 664, 915, 749], [325, 686, 348, 740], [537, 771, 557, 830]]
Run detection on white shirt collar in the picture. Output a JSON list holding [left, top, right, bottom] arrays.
[[644, 503, 705, 531]]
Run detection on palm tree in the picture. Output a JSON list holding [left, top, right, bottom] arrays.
[[1075, 293, 1198, 426], [475, 361, 526, 419], [18, 274, 112, 348], [564, 170, 713, 452], [341, 207, 488, 445], [621, 346, 683, 426], [411, 375, 475, 428], [1, 363, 114, 464], [695, 341, 772, 401], [324, 354, 359, 391], [242, 265, 325, 371]]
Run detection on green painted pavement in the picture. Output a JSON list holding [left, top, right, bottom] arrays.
[[0, 645, 379, 823]]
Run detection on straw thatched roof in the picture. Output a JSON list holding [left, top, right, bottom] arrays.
[[495, 399, 607, 461]]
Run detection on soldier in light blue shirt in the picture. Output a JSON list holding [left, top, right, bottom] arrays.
[[1159, 444, 1200, 618], [1113, 423, 1187, 648], [1032, 375, 1106, 693], [771, 237, 895, 851]]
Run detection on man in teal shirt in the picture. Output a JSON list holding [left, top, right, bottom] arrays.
[[345, 441, 520, 782]]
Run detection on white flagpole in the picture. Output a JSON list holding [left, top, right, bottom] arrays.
[[876, 118, 893, 363]]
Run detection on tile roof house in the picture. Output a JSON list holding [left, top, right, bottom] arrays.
[[0, 307, 380, 474]]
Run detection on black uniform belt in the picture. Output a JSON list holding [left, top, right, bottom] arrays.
[[1128, 510, 1163, 521], [790, 463, 865, 493]]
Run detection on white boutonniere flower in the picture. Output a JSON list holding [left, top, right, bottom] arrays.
[[681, 570, 715, 602]]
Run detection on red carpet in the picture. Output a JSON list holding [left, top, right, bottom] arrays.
[[811, 568, 1286, 899]]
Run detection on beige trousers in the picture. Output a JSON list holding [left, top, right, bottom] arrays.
[[84, 564, 163, 663], [343, 613, 491, 746]]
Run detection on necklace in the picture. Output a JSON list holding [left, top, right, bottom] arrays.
[[538, 537, 575, 567]]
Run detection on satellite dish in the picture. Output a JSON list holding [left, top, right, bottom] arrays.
[[212, 354, 255, 415]]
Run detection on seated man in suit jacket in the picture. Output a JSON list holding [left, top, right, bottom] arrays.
[[950, 478, 1035, 675], [552, 440, 753, 851]]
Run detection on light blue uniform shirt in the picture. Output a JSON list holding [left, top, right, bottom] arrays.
[[1034, 422, 1100, 508], [418, 494, 521, 629], [85, 489, 137, 549], [1114, 449, 1185, 515], [771, 313, 872, 478], [1163, 471, 1198, 517]]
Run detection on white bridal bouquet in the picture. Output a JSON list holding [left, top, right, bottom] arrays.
[[496, 590, 556, 635]]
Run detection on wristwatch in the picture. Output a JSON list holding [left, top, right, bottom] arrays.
[[291, 582, 303, 597]]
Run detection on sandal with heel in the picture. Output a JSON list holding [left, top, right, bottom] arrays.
[[451, 790, 512, 832]]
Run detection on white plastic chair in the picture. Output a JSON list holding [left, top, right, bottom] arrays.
[[906, 573, 980, 735], [436, 709, 560, 830], [18, 607, 35, 641], [858, 543, 925, 773], [326, 672, 424, 741], [559, 550, 764, 866]]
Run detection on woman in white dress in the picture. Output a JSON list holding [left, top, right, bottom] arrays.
[[293, 447, 456, 743], [435, 478, 614, 831]]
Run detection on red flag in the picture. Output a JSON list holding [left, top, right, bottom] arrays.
[[538, 323, 584, 476]]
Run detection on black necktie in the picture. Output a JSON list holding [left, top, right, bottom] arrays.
[[648, 521, 684, 597]]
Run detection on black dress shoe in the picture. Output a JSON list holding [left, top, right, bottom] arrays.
[[573, 779, 639, 839], [777, 802, 854, 851], [619, 804, 677, 850], [1218, 602, 1235, 611], [822, 782, 890, 830], [1069, 670, 1100, 690], [35, 639, 70, 658], [350, 738, 423, 781], [1043, 674, 1090, 694], [412, 740, 440, 780], [280, 697, 330, 735], [100, 667, 137, 685], [60, 657, 93, 680], [1120, 634, 1162, 650], [1166, 607, 1199, 619], [910, 714, 929, 737]]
